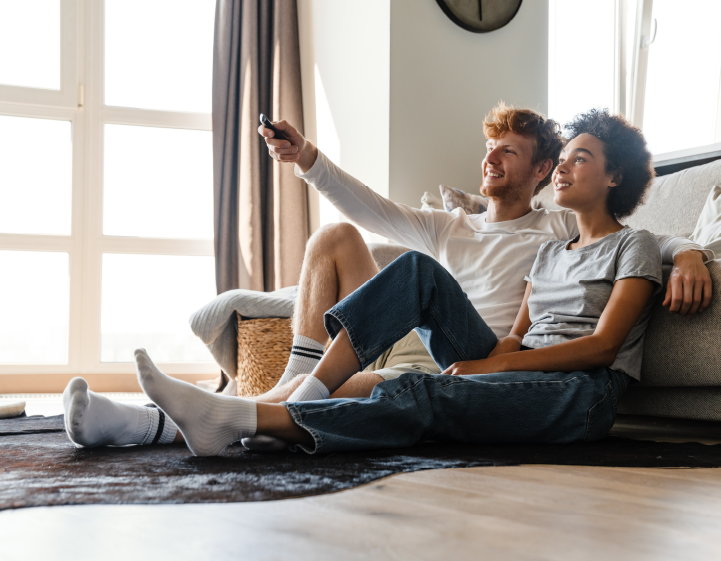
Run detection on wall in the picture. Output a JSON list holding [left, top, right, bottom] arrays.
[[388, 0, 549, 207], [298, 0, 549, 226], [297, 0, 390, 241]]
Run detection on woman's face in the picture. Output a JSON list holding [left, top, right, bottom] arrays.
[[552, 133, 618, 214]]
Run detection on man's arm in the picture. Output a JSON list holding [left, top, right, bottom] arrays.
[[559, 213, 714, 317], [259, 120, 453, 256]]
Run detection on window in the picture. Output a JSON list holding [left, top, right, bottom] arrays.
[[548, 0, 721, 158], [0, 1, 218, 390]]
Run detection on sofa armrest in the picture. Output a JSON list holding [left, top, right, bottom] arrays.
[[367, 243, 412, 270]]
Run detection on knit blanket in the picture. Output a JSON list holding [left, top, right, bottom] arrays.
[[189, 285, 297, 379]]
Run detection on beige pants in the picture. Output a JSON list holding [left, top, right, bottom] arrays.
[[363, 330, 441, 380]]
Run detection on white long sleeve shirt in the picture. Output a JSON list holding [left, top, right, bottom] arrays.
[[298, 150, 714, 338]]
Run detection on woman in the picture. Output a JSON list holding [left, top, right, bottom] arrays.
[[114, 109, 663, 456]]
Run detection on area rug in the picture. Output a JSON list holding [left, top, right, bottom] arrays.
[[2, 415, 721, 511]]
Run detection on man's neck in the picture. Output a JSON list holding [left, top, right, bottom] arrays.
[[485, 198, 534, 224]]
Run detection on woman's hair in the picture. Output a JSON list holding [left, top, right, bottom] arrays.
[[563, 109, 654, 220], [483, 102, 564, 194]]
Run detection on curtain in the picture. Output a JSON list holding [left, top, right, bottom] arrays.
[[213, 0, 308, 295]]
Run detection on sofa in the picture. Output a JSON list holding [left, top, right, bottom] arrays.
[[368, 157, 721, 422]]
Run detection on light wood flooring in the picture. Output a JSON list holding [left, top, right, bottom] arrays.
[[2, 464, 721, 560], [1, 397, 720, 559]]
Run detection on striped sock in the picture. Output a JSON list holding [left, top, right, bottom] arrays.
[[276, 335, 325, 387]]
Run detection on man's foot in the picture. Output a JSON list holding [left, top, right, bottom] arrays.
[[241, 435, 288, 452], [134, 349, 257, 456], [63, 377, 177, 447]]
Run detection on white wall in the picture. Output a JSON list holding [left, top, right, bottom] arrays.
[[297, 0, 390, 240], [388, 0, 549, 207], [298, 0, 549, 225]]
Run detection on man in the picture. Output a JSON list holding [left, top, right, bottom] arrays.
[[62, 104, 713, 450]]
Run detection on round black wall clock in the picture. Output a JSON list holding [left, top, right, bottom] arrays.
[[436, 0, 523, 33]]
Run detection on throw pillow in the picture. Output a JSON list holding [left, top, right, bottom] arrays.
[[439, 185, 488, 215], [421, 191, 444, 210], [691, 184, 721, 257]]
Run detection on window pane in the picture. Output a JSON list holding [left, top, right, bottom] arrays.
[[103, 124, 213, 239], [0, 251, 69, 364], [0, 0, 60, 90], [548, 0, 616, 126], [105, 0, 215, 112], [101, 254, 215, 363], [642, 0, 721, 154], [0, 115, 72, 235]]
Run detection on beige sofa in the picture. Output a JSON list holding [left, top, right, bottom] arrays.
[[369, 157, 721, 422]]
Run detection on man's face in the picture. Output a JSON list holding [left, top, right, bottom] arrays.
[[481, 132, 539, 204]]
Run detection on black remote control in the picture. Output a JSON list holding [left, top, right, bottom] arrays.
[[259, 113, 288, 141]]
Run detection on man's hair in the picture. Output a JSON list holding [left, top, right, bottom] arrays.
[[483, 102, 564, 194], [563, 109, 654, 220]]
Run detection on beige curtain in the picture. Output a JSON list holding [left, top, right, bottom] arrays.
[[213, 0, 308, 295]]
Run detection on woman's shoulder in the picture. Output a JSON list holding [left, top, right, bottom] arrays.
[[538, 238, 569, 252], [617, 227, 661, 251]]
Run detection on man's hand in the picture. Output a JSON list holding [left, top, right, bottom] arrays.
[[487, 336, 521, 358], [257, 119, 318, 173], [663, 250, 712, 316]]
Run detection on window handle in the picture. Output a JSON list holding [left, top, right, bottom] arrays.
[[643, 18, 657, 48]]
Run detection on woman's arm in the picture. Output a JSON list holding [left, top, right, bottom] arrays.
[[443, 277, 655, 376], [487, 282, 533, 358]]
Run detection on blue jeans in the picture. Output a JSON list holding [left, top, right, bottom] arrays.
[[285, 252, 631, 454]]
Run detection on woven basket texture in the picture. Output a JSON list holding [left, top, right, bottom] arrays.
[[236, 317, 293, 397]]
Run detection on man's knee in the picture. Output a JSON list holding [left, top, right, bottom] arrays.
[[306, 222, 365, 258]]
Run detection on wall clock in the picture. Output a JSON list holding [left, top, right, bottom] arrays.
[[436, 0, 523, 33]]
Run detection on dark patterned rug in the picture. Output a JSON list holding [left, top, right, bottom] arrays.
[[2, 414, 721, 511]]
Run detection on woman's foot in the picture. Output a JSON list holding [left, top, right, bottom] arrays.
[[134, 349, 257, 456], [63, 377, 177, 447]]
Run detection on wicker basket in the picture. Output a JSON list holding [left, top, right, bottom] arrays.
[[236, 316, 293, 397]]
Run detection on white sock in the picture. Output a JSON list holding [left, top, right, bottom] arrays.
[[135, 348, 257, 456], [276, 335, 325, 387], [287, 375, 330, 402], [242, 372, 330, 452], [63, 377, 178, 448]]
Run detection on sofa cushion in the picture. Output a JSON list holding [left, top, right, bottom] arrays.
[[639, 259, 721, 387], [367, 243, 411, 270], [625, 159, 721, 236], [618, 386, 721, 422]]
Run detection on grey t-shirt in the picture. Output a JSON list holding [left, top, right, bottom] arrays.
[[522, 227, 662, 380]]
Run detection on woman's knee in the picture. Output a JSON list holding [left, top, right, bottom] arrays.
[[395, 250, 443, 275]]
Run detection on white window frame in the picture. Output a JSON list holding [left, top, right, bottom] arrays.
[[0, 0, 218, 392], [0, 0, 79, 108], [551, 0, 721, 165]]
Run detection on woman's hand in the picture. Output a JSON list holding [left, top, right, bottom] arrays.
[[441, 358, 501, 376], [487, 336, 522, 358]]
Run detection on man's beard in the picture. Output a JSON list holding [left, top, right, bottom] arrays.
[[481, 170, 535, 205]]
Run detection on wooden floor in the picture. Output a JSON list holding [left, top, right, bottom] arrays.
[[2, 464, 721, 560]]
